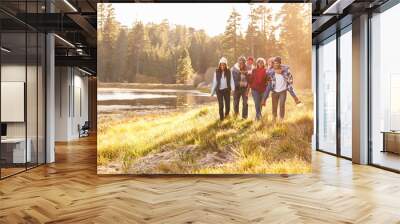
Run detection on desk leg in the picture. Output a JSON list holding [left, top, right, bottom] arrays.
[[382, 133, 386, 153]]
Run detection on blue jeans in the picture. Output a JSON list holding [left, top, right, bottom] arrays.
[[271, 90, 287, 119], [216, 89, 230, 120], [252, 89, 263, 120], [233, 87, 249, 118]]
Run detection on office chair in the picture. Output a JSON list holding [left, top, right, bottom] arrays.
[[79, 121, 90, 138]]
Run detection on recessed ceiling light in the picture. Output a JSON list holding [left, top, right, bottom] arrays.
[[63, 0, 78, 12], [323, 0, 355, 15], [54, 34, 75, 48], [78, 67, 93, 76]]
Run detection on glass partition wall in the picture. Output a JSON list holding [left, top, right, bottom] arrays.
[[317, 35, 337, 155], [339, 26, 352, 159], [316, 25, 352, 159], [0, 2, 46, 179], [370, 3, 400, 171]]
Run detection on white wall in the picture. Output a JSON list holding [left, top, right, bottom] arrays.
[[55, 67, 89, 141], [55, 66, 70, 141], [1, 65, 27, 138], [1, 63, 46, 164]]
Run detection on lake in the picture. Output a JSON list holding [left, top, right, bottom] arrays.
[[98, 87, 216, 116]]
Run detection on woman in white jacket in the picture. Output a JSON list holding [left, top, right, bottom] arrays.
[[210, 57, 235, 121]]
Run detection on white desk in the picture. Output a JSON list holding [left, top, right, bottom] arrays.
[[1, 138, 31, 163]]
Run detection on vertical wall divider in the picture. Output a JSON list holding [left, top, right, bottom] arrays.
[[0, 25, 2, 179], [37, 0, 39, 168], [69, 69, 71, 118], [73, 68, 75, 118], [315, 45, 319, 151], [44, 31, 47, 165], [25, 2, 28, 171], [367, 10, 373, 165], [336, 28, 341, 157]]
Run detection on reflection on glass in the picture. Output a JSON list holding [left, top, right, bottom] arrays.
[[1, 32, 27, 177], [0, 1, 47, 179], [318, 36, 337, 154], [340, 28, 352, 158], [371, 4, 400, 171]]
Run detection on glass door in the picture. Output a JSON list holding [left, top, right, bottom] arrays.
[[339, 26, 352, 158], [317, 35, 337, 154], [1, 31, 28, 178], [370, 3, 400, 171]]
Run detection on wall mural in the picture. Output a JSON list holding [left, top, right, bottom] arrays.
[[97, 3, 313, 174]]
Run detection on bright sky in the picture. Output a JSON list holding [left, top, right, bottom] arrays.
[[110, 3, 284, 37]]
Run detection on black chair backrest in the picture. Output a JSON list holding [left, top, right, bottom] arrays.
[[82, 121, 90, 129]]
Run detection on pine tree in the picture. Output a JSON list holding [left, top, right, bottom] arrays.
[[127, 22, 146, 82], [97, 3, 106, 80], [176, 48, 194, 84], [246, 6, 259, 57], [114, 27, 129, 82], [223, 8, 241, 64], [255, 5, 273, 58], [100, 4, 119, 82], [278, 3, 311, 88]]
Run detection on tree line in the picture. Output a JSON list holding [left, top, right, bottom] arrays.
[[98, 4, 311, 89]]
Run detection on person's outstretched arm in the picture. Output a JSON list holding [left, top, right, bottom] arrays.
[[262, 71, 272, 102], [285, 68, 301, 103], [288, 85, 297, 98], [263, 82, 272, 102]]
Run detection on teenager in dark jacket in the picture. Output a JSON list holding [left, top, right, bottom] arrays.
[[248, 57, 268, 120], [231, 56, 250, 119], [211, 57, 235, 121]]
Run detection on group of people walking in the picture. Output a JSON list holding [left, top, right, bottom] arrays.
[[210, 56, 302, 121]]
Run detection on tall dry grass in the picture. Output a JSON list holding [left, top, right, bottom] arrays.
[[98, 90, 313, 174]]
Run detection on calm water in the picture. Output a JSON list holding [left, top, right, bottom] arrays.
[[98, 88, 216, 115]]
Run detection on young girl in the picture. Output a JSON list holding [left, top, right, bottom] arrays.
[[211, 57, 235, 121]]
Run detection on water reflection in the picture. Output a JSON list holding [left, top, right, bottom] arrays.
[[98, 88, 216, 114]]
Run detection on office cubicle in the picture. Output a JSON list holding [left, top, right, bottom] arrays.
[[0, 1, 46, 179]]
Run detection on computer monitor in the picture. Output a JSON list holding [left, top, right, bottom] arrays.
[[1, 123, 7, 137]]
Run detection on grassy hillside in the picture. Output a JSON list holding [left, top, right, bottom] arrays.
[[97, 90, 313, 174]]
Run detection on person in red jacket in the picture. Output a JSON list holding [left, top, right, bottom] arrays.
[[249, 57, 269, 120]]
